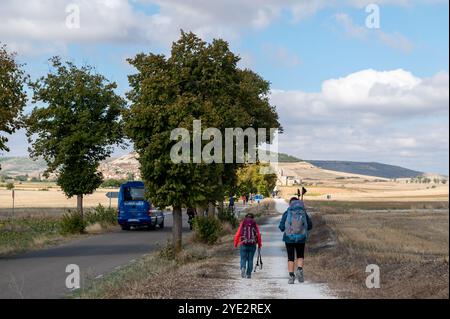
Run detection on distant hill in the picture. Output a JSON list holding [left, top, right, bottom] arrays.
[[307, 160, 423, 179], [0, 154, 140, 180], [0, 156, 47, 177], [0, 151, 303, 179], [276, 152, 302, 163], [0, 154, 426, 180]]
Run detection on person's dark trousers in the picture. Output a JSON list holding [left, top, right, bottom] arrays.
[[240, 245, 257, 276]]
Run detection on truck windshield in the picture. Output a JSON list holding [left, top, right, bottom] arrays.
[[124, 187, 145, 201]]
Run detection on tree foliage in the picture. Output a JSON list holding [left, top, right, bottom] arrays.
[[0, 44, 28, 158], [236, 164, 278, 197], [125, 31, 281, 251], [25, 57, 126, 211]]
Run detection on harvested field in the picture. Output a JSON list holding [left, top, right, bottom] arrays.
[[305, 201, 449, 298]]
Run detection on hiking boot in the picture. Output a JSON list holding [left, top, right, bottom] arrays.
[[296, 268, 304, 283], [288, 275, 295, 284], [241, 268, 246, 278]]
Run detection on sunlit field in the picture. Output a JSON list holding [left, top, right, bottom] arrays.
[[0, 182, 118, 218], [306, 201, 449, 298]]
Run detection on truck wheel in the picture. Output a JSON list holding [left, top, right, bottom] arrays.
[[121, 225, 130, 231], [159, 221, 164, 229]]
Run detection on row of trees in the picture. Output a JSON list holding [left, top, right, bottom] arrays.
[[407, 177, 447, 184], [0, 32, 281, 252], [235, 164, 278, 197]]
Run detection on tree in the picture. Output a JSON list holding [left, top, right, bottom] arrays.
[[125, 31, 281, 252], [25, 57, 126, 216], [15, 174, 28, 182], [0, 44, 28, 169], [236, 164, 277, 197]]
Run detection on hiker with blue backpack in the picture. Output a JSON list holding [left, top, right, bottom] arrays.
[[234, 213, 262, 279], [279, 197, 313, 284]]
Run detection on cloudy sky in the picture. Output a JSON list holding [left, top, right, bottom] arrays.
[[1, 0, 448, 174]]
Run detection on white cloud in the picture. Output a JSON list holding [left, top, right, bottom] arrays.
[[0, 0, 173, 55], [334, 13, 367, 39], [273, 69, 449, 125], [0, 0, 428, 55], [262, 44, 301, 68], [271, 69, 449, 172], [347, 0, 448, 7], [377, 31, 413, 53], [334, 13, 414, 53]]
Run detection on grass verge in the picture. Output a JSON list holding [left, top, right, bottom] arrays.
[[0, 205, 118, 256]]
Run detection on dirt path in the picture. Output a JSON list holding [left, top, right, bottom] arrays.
[[220, 199, 335, 299]]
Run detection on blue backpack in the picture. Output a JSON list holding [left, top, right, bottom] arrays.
[[284, 200, 309, 243]]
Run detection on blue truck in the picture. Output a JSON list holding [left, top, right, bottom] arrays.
[[117, 181, 164, 230]]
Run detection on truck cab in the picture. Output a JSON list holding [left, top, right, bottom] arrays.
[[117, 181, 164, 230]]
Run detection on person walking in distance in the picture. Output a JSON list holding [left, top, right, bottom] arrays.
[[279, 197, 313, 284], [186, 207, 197, 230], [234, 213, 262, 279], [229, 195, 235, 213]]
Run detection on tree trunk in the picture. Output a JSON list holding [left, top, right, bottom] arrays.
[[207, 201, 215, 217], [77, 194, 83, 217], [218, 175, 224, 214], [196, 205, 204, 217], [172, 206, 182, 253], [218, 201, 224, 214]]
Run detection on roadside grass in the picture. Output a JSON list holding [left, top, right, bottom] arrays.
[[0, 205, 118, 256], [73, 235, 235, 299], [0, 207, 76, 219], [305, 201, 449, 298], [0, 217, 64, 256], [73, 200, 276, 299]]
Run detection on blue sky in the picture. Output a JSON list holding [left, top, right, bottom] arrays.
[[1, 0, 449, 174]]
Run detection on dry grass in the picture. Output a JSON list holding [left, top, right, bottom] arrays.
[[323, 212, 448, 261], [308, 200, 449, 212], [305, 202, 449, 299], [277, 173, 449, 202], [75, 234, 235, 299], [85, 223, 104, 234]]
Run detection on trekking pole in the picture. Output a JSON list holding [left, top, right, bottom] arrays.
[[254, 247, 263, 272], [254, 249, 259, 272], [259, 249, 263, 270]]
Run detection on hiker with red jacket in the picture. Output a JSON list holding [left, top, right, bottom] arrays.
[[234, 213, 262, 279]]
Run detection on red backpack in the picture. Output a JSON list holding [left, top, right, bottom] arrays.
[[240, 218, 257, 246]]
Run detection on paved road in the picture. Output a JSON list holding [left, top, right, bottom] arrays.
[[221, 199, 335, 299], [0, 212, 190, 299]]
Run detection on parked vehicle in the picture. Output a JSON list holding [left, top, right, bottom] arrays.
[[117, 181, 164, 230]]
